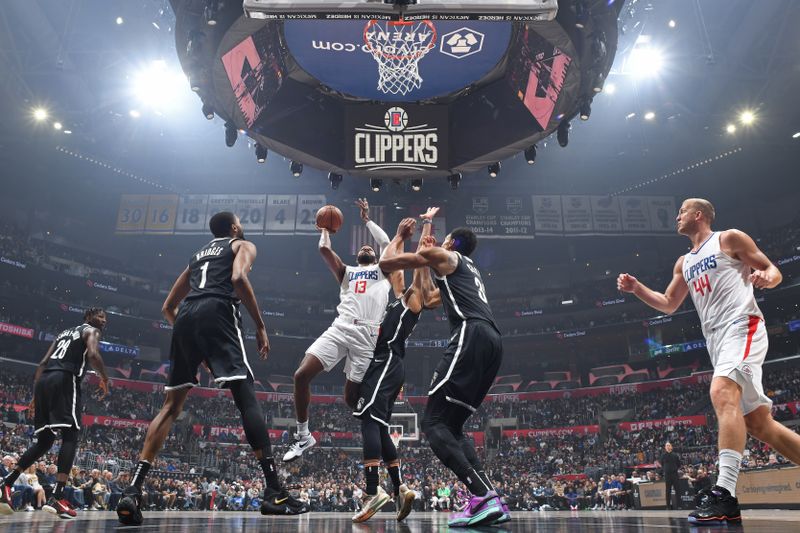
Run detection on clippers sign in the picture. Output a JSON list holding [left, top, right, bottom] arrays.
[[346, 104, 449, 172]]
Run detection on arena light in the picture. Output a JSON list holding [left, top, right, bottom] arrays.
[[448, 172, 462, 190], [201, 102, 215, 120], [116, 16, 124, 25], [410, 178, 423, 192], [604, 83, 616, 95], [557, 121, 570, 147], [561, 299, 574, 305], [626, 37, 664, 78], [579, 101, 592, 121], [644, 111, 656, 121], [740, 110, 756, 125], [793, 132, 800, 139], [33, 107, 48, 121], [488, 162, 501, 178], [668, 19, 676, 28], [290, 160, 303, 178], [726, 123, 737, 134], [328, 172, 343, 190], [131, 59, 188, 113], [524, 145, 537, 165], [370, 178, 383, 192], [129, 109, 141, 118], [53, 122, 63, 131], [255, 143, 267, 163], [224, 122, 238, 147]]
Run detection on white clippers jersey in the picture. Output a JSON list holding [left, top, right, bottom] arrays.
[[336, 264, 390, 323], [682, 231, 763, 336]]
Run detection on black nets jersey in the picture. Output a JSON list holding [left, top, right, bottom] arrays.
[[44, 323, 97, 380], [186, 237, 242, 301], [374, 298, 420, 359], [434, 252, 499, 332]]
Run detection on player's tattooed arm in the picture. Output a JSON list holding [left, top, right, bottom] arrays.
[[318, 228, 346, 284], [162, 267, 191, 325], [617, 256, 689, 315], [84, 328, 109, 399], [232, 240, 270, 359], [379, 246, 456, 278], [721, 229, 783, 289]]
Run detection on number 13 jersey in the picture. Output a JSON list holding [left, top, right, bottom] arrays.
[[434, 252, 499, 332], [337, 265, 390, 323], [683, 231, 762, 337]]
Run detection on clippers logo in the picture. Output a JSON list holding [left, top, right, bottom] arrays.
[[354, 107, 439, 172], [439, 28, 485, 59]]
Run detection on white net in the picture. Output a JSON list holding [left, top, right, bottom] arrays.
[[389, 425, 403, 448], [364, 19, 437, 96]]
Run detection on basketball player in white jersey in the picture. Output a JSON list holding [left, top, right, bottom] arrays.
[[617, 198, 796, 524], [283, 199, 396, 462]]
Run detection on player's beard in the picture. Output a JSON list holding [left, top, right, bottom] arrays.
[[357, 252, 375, 265]]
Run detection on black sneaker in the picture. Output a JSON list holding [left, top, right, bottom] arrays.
[[117, 486, 144, 525], [260, 488, 309, 515], [688, 486, 741, 524]]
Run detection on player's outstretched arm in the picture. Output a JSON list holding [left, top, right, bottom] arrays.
[[357, 198, 390, 252], [617, 256, 689, 315], [722, 229, 783, 289], [232, 240, 270, 359], [84, 328, 109, 399], [318, 227, 346, 284], [384, 218, 415, 298], [409, 208, 441, 310], [162, 267, 191, 325], [380, 245, 456, 278]]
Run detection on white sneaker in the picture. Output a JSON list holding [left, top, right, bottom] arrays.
[[352, 487, 390, 523], [396, 484, 415, 522], [25, 505, 34, 512], [282, 433, 317, 462]]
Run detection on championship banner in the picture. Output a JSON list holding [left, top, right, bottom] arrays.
[[532, 195, 563, 235], [175, 195, 210, 234], [206, 194, 239, 224], [295, 195, 327, 234], [0, 322, 34, 339], [115, 195, 149, 233], [144, 195, 179, 233], [619, 196, 652, 233], [457, 195, 534, 239], [264, 195, 298, 234], [561, 195, 594, 234], [345, 104, 448, 171], [590, 196, 623, 233], [647, 197, 677, 233], [618, 415, 707, 432], [233, 195, 268, 233]]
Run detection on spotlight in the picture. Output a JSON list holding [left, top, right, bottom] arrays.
[[448, 172, 462, 190], [204, 3, 221, 26], [224, 122, 238, 147], [740, 110, 755, 125], [410, 178, 423, 192], [255, 143, 267, 163], [370, 178, 383, 192], [202, 102, 214, 120], [793, 132, 800, 139], [290, 161, 303, 177], [132, 59, 188, 112], [524, 145, 537, 165], [33, 108, 48, 121], [726, 123, 737, 134], [488, 162, 501, 178], [116, 16, 124, 25], [644, 111, 656, 121], [627, 38, 663, 77], [328, 172, 343, 190], [668, 19, 676, 28], [53, 122, 63, 131], [579, 101, 592, 121], [129, 109, 141, 118], [574, 1, 587, 28], [604, 83, 616, 95], [557, 121, 571, 147]]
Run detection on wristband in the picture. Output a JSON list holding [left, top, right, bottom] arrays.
[[421, 219, 432, 225]]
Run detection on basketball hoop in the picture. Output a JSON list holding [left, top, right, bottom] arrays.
[[389, 424, 404, 448], [363, 19, 437, 96]]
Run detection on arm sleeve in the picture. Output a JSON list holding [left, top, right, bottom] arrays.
[[366, 220, 390, 252]]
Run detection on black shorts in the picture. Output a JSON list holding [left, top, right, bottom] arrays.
[[167, 296, 253, 390], [428, 319, 503, 411], [352, 351, 405, 426], [34, 370, 82, 435]]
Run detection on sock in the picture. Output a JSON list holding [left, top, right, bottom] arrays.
[[3, 471, 20, 487], [477, 470, 495, 492], [716, 449, 742, 497], [131, 460, 151, 490], [464, 468, 491, 497], [297, 420, 309, 437], [365, 463, 380, 496], [259, 456, 281, 491], [387, 460, 402, 495], [54, 481, 66, 499]]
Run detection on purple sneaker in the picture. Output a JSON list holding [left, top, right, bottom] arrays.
[[493, 496, 511, 524], [447, 492, 504, 528]]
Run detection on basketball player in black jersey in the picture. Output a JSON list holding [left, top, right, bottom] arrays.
[[351, 212, 441, 523], [117, 212, 307, 525], [379, 226, 508, 527], [0, 308, 109, 519]]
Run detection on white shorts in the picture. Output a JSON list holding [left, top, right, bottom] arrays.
[[707, 315, 771, 415], [306, 318, 378, 383]]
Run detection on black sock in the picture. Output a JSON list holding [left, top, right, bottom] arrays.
[[387, 461, 402, 495], [365, 465, 379, 496], [54, 481, 66, 499], [131, 461, 151, 490], [477, 470, 494, 492], [259, 456, 281, 491], [3, 471, 20, 487]]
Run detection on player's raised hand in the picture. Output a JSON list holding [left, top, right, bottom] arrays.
[[421, 207, 440, 220], [396, 218, 416, 240], [97, 377, 110, 400], [617, 273, 639, 293], [356, 198, 370, 223], [420, 235, 437, 248], [749, 270, 773, 289], [256, 327, 271, 360]]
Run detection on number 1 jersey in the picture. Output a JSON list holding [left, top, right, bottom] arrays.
[[186, 237, 241, 301], [683, 231, 762, 337]]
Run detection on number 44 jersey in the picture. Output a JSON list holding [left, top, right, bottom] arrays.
[[186, 237, 242, 302], [683, 231, 763, 337]]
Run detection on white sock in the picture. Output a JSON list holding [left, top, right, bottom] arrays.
[[716, 449, 742, 496], [297, 420, 309, 437]]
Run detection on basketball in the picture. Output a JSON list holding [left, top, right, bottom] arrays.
[[316, 205, 343, 233]]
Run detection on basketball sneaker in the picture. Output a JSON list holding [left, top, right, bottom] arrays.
[[281, 433, 317, 462], [260, 488, 309, 515], [396, 483, 415, 521], [688, 486, 741, 524], [352, 486, 391, 523], [490, 495, 512, 525], [0, 484, 13, 515], [447, 492, 504, 528], [43, 497, 77, 519], [116, 486, 144, 526]]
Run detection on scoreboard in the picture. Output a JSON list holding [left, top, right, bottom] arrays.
[[116, 194, 327, 235]]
